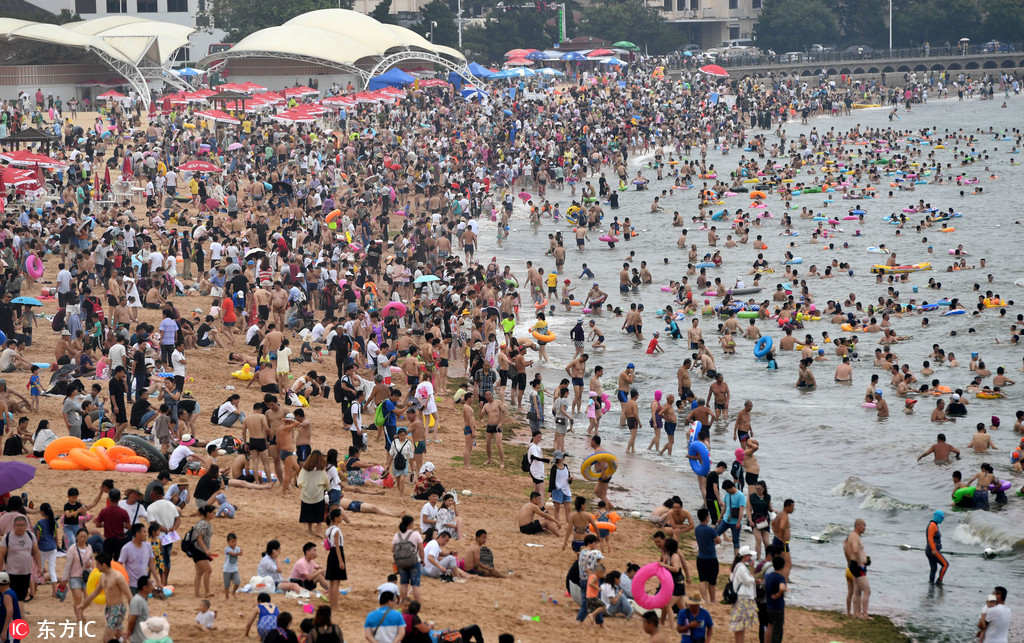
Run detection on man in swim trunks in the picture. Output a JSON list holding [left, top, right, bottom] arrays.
[[517, 492, 560, 536], [566, 353, 588, 415], [732, 400, 754, 447], [276, 412, 299, 496], [241, 403, 272, 483], [481, 390, 507, 468], [457, 389, 476, 468], [588, 320, 605, 349], [677, 359, 695, 402], [706, 371, 730, 423], [843, 518, 870, 618], [622, 389, 640, 453], [77, 552, 131, 641], [771, 498, 795, 578], [616, 364, 635, 427]]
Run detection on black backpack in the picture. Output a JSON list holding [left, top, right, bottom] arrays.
[[392, 442, 408, 471], [210, 404, 221, 426], [180, 526, 197, 557], [3, 435, 23, 456], [722, 577, 738, 605], [520, 452, 531, 472]]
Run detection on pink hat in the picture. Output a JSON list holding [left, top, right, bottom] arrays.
[[653, 390, 662, 401], [734, 448, 745, 462]]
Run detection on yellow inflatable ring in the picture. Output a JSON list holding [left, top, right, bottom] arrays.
[[531, 330, 556, 343], [976, 392, 1001, 399], [44, 436, 87, 464], [581, 452, 618, 481], [85, 562, 129, 605], [90, 437, 116, 451]]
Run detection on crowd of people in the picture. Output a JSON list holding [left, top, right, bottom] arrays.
[[0, 49, 1017, 642]]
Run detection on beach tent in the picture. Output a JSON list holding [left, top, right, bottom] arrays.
[[368, 68, 414, 90]]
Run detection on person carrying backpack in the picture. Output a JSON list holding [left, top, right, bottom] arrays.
[[386, 427, 414, 498], [391, 516, 423, 606]]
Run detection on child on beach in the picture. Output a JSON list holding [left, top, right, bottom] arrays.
[[28, 365, 40, 411], [195, 598, 216, 630], [223, 532, 241, 599]]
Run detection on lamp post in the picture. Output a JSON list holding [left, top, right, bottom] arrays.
[[428, 20, 437, 42], [888, 0, 892, 51]]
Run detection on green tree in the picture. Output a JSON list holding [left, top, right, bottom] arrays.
[[370, 0, 397, 25], [982, 0, 1024, 43], [461, 7, 559, 62], [835, 0, 886, 47], [209, 0, 351, 42], [754, 0, 839, 52], [413, 0, 458, 46], [892, 0, 981, 45], [580, 0, 676, 53]]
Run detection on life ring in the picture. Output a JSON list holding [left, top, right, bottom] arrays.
[[600, 393, 611, 414], [531, 329, 556, 343], [105, 445, 136, 463], [784, 257, 803, 265], [91, 437, 116, 451], [569, 300, 582, 307], [85, 562, 129, 605], [632, 562, 674, 610], [363, 282, 379, 297], [325, 209, 341, 223], [588, 519, 618, 535], [44, 436, 88, 464], [989, 480, 1011, 492], [120, 455, 151, 467], [598, 235, 619, 243], [25, 254, 44, 279], [68, 448, 107, 471], [114, 462, 148, 473], [534, 299, 548, 310], [942, 309, 965, 317], [231, 364, 254, 380], [737, 310, 759, 319], [753, 336, 772, 358], [49, 458, 79, 470], [580, 452, 617, 481], [952, 485, 976, 504], [91, 447, 116, 471], [976, 392, 1002, 399], [687, 422, 710, 476], [118, 435, 168, 472], [381, 301, 407, 317]]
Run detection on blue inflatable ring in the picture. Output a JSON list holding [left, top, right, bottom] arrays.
[[753, 336, 773, 358], [687, 421, 710, 476]]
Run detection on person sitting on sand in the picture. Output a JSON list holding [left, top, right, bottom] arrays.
[[517, 491, 561, 536]]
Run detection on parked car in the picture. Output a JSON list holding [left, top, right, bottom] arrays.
[[780, 51, 805, 63], [842, 44, 874, 57], [982, 40, 1015, 53], [808, 43, 832, 53], [681, 43, 702, 55]]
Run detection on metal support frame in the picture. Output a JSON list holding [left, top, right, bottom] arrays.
[[367, 51, 479, 88], [93, 49, 151, 110], [197, 50, 368, 81], [148, 64, 193, 92]]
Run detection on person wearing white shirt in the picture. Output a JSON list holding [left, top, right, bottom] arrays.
[[979, 589, 1011, 643], [149, 248, 164, 273], [310, 321, 326, 344], [526, 432, 549, 500], [421, 532, 467, 579], [216, 397, 243, 427], [171, 347, 186, 389], [209, 240, 223, 262], [419, 494, 439, 533], [729, 546, 758, 637], [366, 339, 380, 366], [118, 490, 149, 526]]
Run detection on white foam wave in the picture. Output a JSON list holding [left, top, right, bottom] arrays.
[[831, 476, 928, 512], [952, 519, 1024, 553]]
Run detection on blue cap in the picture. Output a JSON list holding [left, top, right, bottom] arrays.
[[626, 363, 635, 369], [932, 510, 944, 524]]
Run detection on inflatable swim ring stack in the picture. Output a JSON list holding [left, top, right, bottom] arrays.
[[45, 437, 151, 472]]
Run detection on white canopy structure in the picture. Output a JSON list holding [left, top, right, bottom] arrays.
[[198, 9, 475, 87], [0, 16, 196, 106]]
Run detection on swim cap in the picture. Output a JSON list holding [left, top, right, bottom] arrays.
[[818, 349, 824, 355], [691, 400, 699, 410], [875, 389, 883, 396], [654, 390, 662, 401], [932, 510, 944, 524], [734, 448, 744, 462], [626, 363, 635, 369], [991, 416, 1000, 426]]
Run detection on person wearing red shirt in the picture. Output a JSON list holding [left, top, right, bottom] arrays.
[[94, 489, 131, 559], [646, 332, 664, 355]]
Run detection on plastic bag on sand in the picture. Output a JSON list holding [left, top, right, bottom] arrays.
[[239, 575, 275, 593]]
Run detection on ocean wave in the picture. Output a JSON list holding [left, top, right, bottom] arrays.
[[831, 476, 928, 512], [952, 518, 1024, 552]]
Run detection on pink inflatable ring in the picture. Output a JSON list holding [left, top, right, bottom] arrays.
[[632, 562, 674, 610], [25, 254, 43, 279]]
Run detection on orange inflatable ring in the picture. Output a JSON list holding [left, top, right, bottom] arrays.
[[106, 445, 136, 463], [68, 448, 107, 471], [119, 455, 150, 467], [325, 209, 341, 223], [44, 436, 88, 463], [92, 446, 115, 470], [363, 282, 379, 297], [49, 458, 80, 470]]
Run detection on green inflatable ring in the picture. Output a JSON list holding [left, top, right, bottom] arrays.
[[952, 485, 976, 504]]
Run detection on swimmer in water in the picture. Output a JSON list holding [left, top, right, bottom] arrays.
[[916, 433, 961, 464]]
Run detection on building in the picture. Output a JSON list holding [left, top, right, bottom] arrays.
[[647, 0, 761, 50], [23, 0, 225, 62]]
